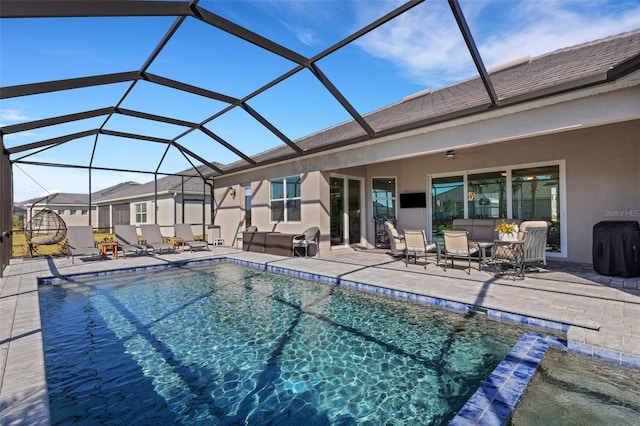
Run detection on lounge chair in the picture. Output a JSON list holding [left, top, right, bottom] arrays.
[[440, 230, 480, 274], [403, 229, 437, 269], [67, 225, 101, 264], [174, 223, 209, 252], [292, 227, 320, 257], [385, 221, 406, 257], [114, 225, 147, 258], [140, 224, 175, 254]]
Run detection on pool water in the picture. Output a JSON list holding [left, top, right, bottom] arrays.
[[510, 348, 640, 425], [40, 262, 533, 425]]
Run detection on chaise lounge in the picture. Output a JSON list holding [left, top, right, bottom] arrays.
[[174, 223, 209, 252], [140, 224, 175, 254], [114, 225, 147, 258], [67, 225, 101, 264]]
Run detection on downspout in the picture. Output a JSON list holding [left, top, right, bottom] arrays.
[[171, 192, 177, 227], [202, 178, 206, 237], [181, 175, 185, 224], [88, 169, 92, 227], [154, 173, 158, 225]]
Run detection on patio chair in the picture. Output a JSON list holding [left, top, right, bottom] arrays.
[[403, 229, 437, 269], [292, 227, 320, 258], [385, 221, 406, 257], [440, 230, 480, 274], [174, 223, 209, 252], [140, 224, 175, 254], [67, 225, 101, 264], [114, 225, 148, 258], [519, 221, 549, 267]]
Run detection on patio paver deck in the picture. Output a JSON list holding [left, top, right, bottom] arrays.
[[2, 246, 639, 425]]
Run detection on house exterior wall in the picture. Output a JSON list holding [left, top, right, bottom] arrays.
[[59, 210, 92, 227], [213, 171, 330, 252], [174, 195, 211, 237], [26, 206, 94, 228], [345, 120, 638, 263], [212, 118, 638, 264]]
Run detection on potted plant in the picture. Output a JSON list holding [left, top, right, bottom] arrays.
[[495, 219, 519, 241]]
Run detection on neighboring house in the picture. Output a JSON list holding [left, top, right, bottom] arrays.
[[207, 30, 640, 264], [12, 204, 26, 229], [18, 170, 215, 239], [93, 169, 214, 237], [19, 193, 95, 229]]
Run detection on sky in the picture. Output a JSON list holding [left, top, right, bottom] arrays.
[[2, 0, 640, 202]]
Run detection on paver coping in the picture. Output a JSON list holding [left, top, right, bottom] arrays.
[[2, 247, 639, 425]]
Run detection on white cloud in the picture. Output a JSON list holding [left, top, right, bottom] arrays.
[[477, 0, 640, 69], [0, 108, 30, 126], [356, 1, 473, 86], [355, 0, 640, 87], [279, 18, 318, 47]]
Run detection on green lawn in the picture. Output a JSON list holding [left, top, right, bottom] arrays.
[[11, 230, 115, 258]]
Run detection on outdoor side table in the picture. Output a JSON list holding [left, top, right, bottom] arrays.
[[492, 240, 525, 279], [164, 237, 185, 252], [100, 242, 118, 259], [474, 241, 494, 269]]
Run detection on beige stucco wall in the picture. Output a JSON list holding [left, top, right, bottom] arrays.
[[210, 81, 639, 263], [213, 119, 638, 264], [213, 171, 330, 253], [337, 120, 639, 263]]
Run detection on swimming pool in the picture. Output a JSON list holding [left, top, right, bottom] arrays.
[[40, 262, 537, 425]]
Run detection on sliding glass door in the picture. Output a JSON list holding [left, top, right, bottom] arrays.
[[431, 163, 563, 254], [330, 176, 362, 248], [431, 175, 464, 234]]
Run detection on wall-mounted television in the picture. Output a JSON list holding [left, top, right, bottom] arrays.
[[399, 192, 427, 208]]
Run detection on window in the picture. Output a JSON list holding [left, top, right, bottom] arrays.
[[69, 209, 77, 215], [431, 162, 563, 253], [467, 171, 506, 219], [270, 176, 301, 222], [431, 175, 464, 232], [512, 166, 559, 221], [512, 165, 561, 251], [135, 203, 147, 223], [57, 209, 65, 215], [372, 177, 396, 220], [81, 209, 88, 215]]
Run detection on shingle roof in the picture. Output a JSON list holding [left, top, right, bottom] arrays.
[[94, 165, 216, 202], [221, 29, 640, 172], [19, 192, 90, 206], [92, 181, 141, 201], [19, 164, 217, 204]]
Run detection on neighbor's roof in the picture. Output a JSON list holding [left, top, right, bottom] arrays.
[[20, 192, 90, 207], [18, 175, 207, 205], [94, 167, 214, 203]]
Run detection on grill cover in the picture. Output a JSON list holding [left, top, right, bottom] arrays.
[[593, 221, 640, 277]]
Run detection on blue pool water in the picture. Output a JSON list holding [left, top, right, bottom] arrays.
[[39, 262, 534, 425]]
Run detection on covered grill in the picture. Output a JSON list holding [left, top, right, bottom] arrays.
[[592, 221, 640, 277]]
